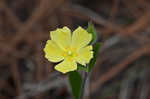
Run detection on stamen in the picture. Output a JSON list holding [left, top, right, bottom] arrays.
[[68, 57, 73, 61], [74, 53, 78, 57], [66, 47, 70, 51], [62, 52, 67, 57], [72, 47, 77, 51]]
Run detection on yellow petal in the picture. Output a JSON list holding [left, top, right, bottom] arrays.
[[44, 40, 64, 62], [50, 26, 71, 50], [75, 45, 93, 66], [71, 26, 92, 50], [54, 60, 77, 73]]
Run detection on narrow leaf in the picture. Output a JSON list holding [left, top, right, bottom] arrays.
[[88, 43, 102, 72], [87, 22, 97, 44], [69, 71, 83, 99]]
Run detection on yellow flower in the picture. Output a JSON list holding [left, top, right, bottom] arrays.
[[44, 26, 93, 73]]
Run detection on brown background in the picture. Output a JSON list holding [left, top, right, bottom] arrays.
[[1, 0, 150, 99]]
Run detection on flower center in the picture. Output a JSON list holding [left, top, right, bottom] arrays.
[[68, 50, 72, 55], [62, 47, 78, 61]]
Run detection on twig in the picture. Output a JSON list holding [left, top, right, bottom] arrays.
[[80, 72, 88, 99], [91, 41, 150, 94], [15, 73, 67, 99]]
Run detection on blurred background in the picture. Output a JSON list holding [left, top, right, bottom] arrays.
[[1, 0, 150, 99]]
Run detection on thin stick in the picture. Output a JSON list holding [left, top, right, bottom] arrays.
[[80, 72, 88, 99]]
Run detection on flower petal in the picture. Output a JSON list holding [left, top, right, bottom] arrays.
[[71, 26, 92, 50], [50, 26, 71, 50], [44, 40, 64, 62], [75, 45, 93, 66], [54, 60, 77, 73]]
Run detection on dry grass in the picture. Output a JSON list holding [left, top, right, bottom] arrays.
[[0, 0, 150, 99]]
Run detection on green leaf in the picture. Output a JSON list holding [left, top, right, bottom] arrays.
[[77, 64, 88, 72], [69, 71, 83, 99], [87, 22, 97, 44], [88, 42, 102, 72]]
